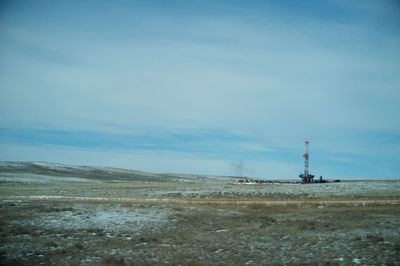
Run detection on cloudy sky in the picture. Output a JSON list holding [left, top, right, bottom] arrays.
[[1, 0, 399, 179]]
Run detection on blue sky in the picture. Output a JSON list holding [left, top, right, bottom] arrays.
[[1, 0, 399, 179]]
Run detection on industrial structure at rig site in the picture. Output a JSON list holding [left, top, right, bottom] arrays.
[[299, 140, 315, 184], [237, 140, 339, 184]]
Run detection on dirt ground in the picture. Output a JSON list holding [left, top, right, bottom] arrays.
[[1, 177, 399, 265]]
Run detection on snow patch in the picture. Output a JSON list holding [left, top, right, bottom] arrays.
[[16, 205, 168, 233], [0, 174, 97, 184]]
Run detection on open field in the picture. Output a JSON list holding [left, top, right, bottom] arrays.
[[1, 162, 400, 265]]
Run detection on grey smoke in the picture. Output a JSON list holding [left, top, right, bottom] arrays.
[[230, 160, 245, 177]]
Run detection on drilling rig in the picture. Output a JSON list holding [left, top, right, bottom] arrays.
[[299, 140, 315, 183]]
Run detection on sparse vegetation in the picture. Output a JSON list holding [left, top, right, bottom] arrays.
[[0, 162, 399, 265]]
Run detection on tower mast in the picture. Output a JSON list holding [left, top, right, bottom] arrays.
[[299, 140, 314, 183], [304, 140, 309, 176]]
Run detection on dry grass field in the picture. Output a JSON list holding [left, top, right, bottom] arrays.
[[1, 162, 399, 265]]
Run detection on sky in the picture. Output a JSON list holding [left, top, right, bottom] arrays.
[[0, 0, 399, 179]]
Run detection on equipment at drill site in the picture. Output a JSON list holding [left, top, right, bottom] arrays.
[[299, 140, 315, 184]]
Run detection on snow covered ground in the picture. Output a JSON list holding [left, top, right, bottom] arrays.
[[0, 174, 97, 184], [13, 204, 168, 234]]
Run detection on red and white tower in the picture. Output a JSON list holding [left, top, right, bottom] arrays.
[[299, 140, 314, 183]]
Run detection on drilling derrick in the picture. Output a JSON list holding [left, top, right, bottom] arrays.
[[299, 140, 315, 183]]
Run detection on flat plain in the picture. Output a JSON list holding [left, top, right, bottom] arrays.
[[0, 162, 399, 265]]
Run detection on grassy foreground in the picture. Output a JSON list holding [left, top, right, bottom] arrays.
[[0, 165, 399, 265]]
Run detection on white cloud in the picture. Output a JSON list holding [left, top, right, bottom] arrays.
[[2, 11, 399, 136]]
